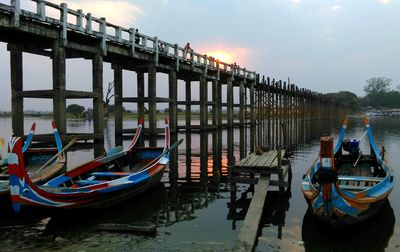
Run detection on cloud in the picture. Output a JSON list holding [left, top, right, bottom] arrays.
[[378, 0, 392, 5], [330, 4, 343, 11], [50, 0, 144, 27], [161, 0, 168, 4], [291, 0, 301, 4]]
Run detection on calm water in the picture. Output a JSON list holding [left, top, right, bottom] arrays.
[[0, 116, 398, 251]]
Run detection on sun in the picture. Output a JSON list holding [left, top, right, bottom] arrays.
[[206, 50, 235, 64]]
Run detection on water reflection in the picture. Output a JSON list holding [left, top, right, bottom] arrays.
[[302, 200, 395, 252]]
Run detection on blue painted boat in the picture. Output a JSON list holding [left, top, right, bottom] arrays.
[[7, 118, 179, 211], [0, 122, 65, 197], [302, 117, 395, 227]]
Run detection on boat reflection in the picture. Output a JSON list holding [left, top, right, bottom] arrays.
[[302, 200, 395, 252]]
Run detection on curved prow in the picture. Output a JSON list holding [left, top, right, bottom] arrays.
[[363, 117, 382, 160], [320, 136, 337, 216], [8, 137, 32, 212], [164, 117, 170, 151], [334, 116, 348, 155], [52, 121, 63, 152], [123, 118, 144, 152], [21, 122, 36, 153]]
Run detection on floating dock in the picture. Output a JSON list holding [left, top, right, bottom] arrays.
[[230, 150, 291, 251]]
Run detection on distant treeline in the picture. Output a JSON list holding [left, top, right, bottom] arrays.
[[325, 77, 400, 110]]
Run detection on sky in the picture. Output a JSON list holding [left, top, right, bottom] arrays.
[[0, 0, 399, 111]]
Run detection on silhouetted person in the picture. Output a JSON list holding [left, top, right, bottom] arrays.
[[135, 29, 140, 44]]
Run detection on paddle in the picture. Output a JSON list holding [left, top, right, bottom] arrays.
[[138, 138, 183, 172], [33, 136, 78, 175]]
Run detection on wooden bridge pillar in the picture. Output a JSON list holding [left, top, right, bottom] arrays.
[[239, 80, 246, 159], [52, 41, 67, 134], [10, 45, 23, 136], [227, 77, 234, 128], [185, 80, 191, 129], [148, 66, 157, 146], [169, 70, 178, 135], [113, 65, 123, 146], [200, 75, 208, 130], [168, 71, 178, 189], [92, 53, 104, 146], [212, 79, 219, 128], [249, 78, 256, 152]]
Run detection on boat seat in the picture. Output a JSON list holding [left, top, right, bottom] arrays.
[[91, 172, 131, 177], [337, 176, 384, 183], [76, 179, 105, 186], [338, 185, 371, 191]]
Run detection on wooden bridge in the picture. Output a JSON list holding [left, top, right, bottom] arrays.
[[0, 0, 348, 150]]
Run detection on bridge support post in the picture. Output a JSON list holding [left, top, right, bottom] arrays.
[[200, 75, 208, 130], [52, 41, 67, 135], [227, 77, 233, 128], [137, 72, 145, 146], [239, 80, 245, 159], [114, 65, 123, 146], [250, 78, 256, 152], [10, 45, 23, 136], [148, 66, 157, 146], [185, 80, 191, 129], [168, 70, 178, 189], [227, 77, 234, 167], [93, 53, 104, 149], [169, 70, 178, 135]]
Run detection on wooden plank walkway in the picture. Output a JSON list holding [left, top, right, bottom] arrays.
[[233, 175, 270, 252], [230, 149, 291, 251]]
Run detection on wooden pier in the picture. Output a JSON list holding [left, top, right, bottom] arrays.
[[230, 150, 291, 251]]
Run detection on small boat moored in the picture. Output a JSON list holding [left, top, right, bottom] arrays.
[[301, 117, 395, 227], [8, 118, 179, 211]]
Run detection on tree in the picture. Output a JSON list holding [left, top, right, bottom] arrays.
[[67, 104, 85, 118], [104, 81, 115, 119], [324, 91, 359, 110], [363, 77, 391, 107]]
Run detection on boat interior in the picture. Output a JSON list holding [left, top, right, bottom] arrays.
[[53, 147, 165, 189]]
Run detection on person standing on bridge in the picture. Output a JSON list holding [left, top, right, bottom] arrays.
[[135, 29, 140, 45], [184, 42, 193, 59]]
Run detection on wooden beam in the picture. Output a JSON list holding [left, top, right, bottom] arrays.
[[233, 175, 270, 252]]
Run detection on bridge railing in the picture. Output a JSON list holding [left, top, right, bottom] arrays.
[[4, 0, 256, 80]]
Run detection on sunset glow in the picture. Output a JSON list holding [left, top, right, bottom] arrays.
[[206, 50, 235, 64]]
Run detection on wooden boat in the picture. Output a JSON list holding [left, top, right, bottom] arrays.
[[8, 118, 175, 212], [0, 122, 66, 197], [301, 117, 395, 227]]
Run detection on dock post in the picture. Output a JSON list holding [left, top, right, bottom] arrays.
[[239, 80, 245, 159], [113, 65, 123, 146], [148, 66, 157, 146], [10, 45, 24, 136], [52, 40, 67, 135], [92, 53, 104, 156]]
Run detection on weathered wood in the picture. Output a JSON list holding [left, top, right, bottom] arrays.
[[10, 46, 23, 136], [97, 223, 156, 235], [52, 40, 67, 134], [92, 53, 104, 148], [233, 175, 270, 252], [114, 66, 123, 146], [148, 66, 157, 146]]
